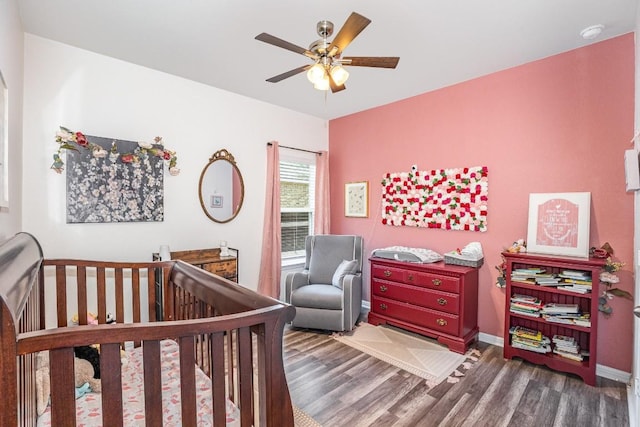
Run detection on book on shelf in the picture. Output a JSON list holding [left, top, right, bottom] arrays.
[[559, 270, 591, 280], [511, 293, 540, 303], [553, 348, 584, 361], [558, 285, 591, 294], [510, 307, 541, 318], [513, 268, 546, 274], [541, 303, 580, 314], [510, 325, 542, 340], [535, 278, 562, 285], [561, 278, 592, 285], [512, 339, 552, 354], [573, 315, 592, 327]]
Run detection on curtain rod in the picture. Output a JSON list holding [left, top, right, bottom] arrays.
[[267, 142, 322, 155]]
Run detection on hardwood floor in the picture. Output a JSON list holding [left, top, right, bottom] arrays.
[[283, 326, 629, 427]]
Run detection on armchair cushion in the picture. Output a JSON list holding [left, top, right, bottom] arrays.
[[290, 284, 344, 310], [308, 235, 362, 284], [331, 259, 358, 289]]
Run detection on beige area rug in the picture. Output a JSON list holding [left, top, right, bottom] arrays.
[[333, 322, 481, 387], [294, 405, 322, 427]]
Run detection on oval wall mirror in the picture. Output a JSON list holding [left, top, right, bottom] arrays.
[[198, 149, 244, 223]]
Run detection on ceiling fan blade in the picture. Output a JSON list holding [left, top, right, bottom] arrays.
[[328, 72, 346, 93], [327, 12, 371, 57], [255, 33, 318, 59], [342, 56, 400, 68], [265, 65, 311, 83]]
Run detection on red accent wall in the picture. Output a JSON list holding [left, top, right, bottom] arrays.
[[329, 34, 635, 372]]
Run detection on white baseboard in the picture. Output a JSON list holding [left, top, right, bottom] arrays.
[[477, 332, 631, 383], [478, 332, 503, 347]]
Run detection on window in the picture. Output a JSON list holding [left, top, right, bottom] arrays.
[[280, 156, 315, 259]]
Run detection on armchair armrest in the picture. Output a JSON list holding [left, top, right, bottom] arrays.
[[284, 270, 310, 303], [342, 273, 363, 331]]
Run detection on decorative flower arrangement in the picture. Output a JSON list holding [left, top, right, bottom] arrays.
[[381, 166, 488, 231], [52, 127, 180, 176], [495, 239, 527, 288], [592, 243, 633, 316]]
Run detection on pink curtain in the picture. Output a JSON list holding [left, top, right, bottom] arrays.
[[314, 150, 330, 234], [258, 142, 281, 298]]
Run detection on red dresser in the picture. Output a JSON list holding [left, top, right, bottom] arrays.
[[367, 257, 479, 354]]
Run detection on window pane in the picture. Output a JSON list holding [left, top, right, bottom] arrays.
[[280, 159, 316, 258], [281, 212, 311, 256]]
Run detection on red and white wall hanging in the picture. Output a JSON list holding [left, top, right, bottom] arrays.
[[381, 166, 489, 232]]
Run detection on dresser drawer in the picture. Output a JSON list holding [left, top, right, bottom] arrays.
[[371, 279, 460, 315], [416, 272, 460, 294], [371, 296, 459, 336], [371, 264, 405, 282], [203, 260, 237, 279]]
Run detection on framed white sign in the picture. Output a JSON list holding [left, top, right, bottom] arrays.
[[526, 192, 591, 258]]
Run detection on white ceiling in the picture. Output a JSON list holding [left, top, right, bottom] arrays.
[[16, 0, 638, 120]]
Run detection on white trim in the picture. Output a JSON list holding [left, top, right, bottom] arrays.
[[478, 332, 503, 347], [629, 380, 638, 427], [596, 364, 632, 383]]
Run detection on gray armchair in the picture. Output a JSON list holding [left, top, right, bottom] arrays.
[[284, 235, 363, 332]]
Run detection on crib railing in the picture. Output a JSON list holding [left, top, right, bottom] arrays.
[[2, 239, 294, 427]]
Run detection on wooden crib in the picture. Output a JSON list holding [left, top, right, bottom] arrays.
[[0, 232, 295, 426]]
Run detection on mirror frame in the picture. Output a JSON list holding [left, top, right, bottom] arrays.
[[198, 149, 245, 223]]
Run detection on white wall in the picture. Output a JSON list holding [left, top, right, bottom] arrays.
[[0, 0, 24, 240], [22, 34, 328, 291]]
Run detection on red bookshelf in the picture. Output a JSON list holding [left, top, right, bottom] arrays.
[[503, 252, 606, 385]]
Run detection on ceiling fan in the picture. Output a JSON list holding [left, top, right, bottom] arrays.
[[255, 12, 400, 93]]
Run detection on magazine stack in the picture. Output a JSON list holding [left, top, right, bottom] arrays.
[[509, 293, 543, 318], [557, 269, 592, 294], [552, 334, 586, 361], [509, 326, 551, 354]]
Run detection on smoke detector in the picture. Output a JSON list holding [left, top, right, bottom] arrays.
[[580, 24, 604, 40]]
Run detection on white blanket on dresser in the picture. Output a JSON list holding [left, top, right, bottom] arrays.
[[371, 246, 444, 263], [38, 339, 240, 427]]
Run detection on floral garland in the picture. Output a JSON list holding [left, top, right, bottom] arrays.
[[52, 126, 180, 176], [381, 166, 488, 231]]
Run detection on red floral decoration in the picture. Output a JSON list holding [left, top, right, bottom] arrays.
[[381, 166, 489, 232]]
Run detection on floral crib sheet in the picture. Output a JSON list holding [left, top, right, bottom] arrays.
[[38, 339, 240, 427]]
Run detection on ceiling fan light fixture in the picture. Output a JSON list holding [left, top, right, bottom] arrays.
[[306, 63, 326, 84], [330, 65, 349, 86], [313, 75, 330, 91]]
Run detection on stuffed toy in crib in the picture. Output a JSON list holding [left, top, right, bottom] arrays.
[[35, 350, 102, 416]]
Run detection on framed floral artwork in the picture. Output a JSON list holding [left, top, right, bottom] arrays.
[[345, 181, 369, 218], [65, 135, 165, 223], [526, 192, 591, 258]]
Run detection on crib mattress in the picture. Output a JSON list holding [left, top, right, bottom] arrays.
[[38, 339, 240, 427]]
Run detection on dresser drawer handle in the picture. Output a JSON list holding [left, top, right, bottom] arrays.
[[407, 274, 415, 282], [379, 285, 388, 292], [383, 270, 392, 277], [379, 303, 387, 310], [436, 318, 447, 326], [437, 298, 447, 306], [432, 278, 442, 286]]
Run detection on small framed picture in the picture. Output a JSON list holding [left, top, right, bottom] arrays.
[[526, 192, 591, 258], [345, 181, 369, 218], [211, 195, 223, 208]]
